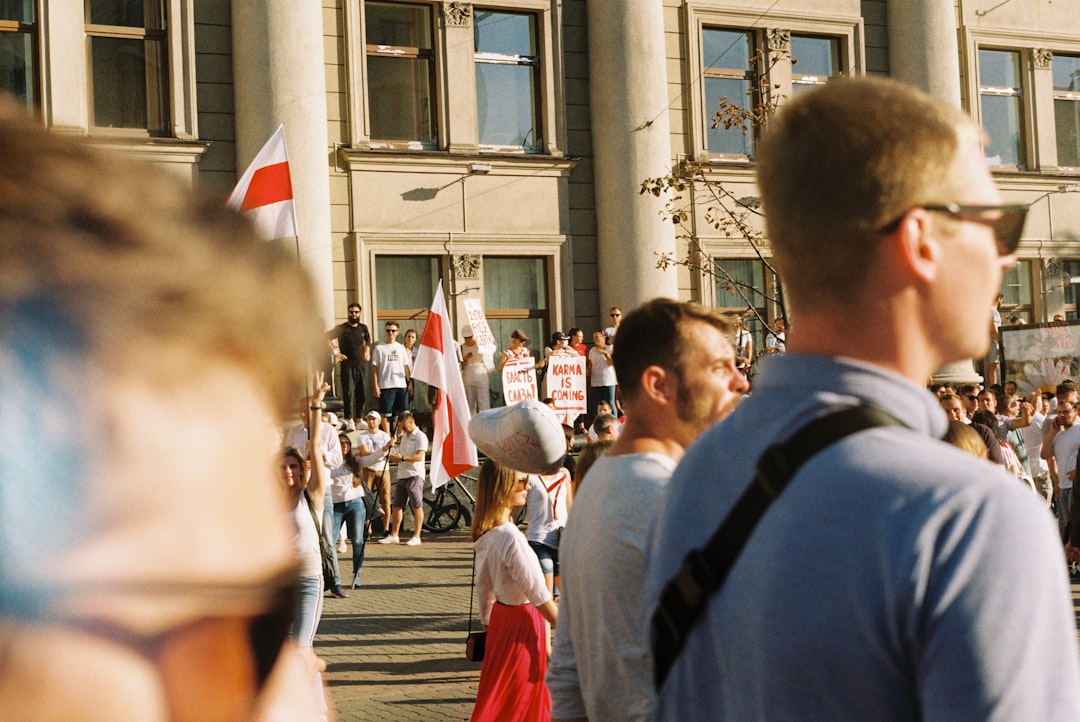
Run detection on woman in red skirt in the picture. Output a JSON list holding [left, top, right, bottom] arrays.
[[470, 459, 559, 722]]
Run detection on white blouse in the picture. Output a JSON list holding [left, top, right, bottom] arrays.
[[473, 522, 552, 626]]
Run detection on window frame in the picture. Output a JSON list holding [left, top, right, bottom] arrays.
[[0, 7, 40, 113], [1052, 53, 1080, 171], [345, 0, 564, 156], [363, 1, 439, 150], [683, 5, 862, 163], [473, 9, 542, 153], [976, 47, 1028, 171]]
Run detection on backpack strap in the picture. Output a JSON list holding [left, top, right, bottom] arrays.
[[650, 405, 907, 689]]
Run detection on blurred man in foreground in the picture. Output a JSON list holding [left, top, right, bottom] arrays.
[[0, 100, 328, 720]]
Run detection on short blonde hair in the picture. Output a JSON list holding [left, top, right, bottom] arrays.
[[757, 76, 983, 307]]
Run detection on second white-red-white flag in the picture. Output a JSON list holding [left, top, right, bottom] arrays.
[[413, 281, 479, 488]]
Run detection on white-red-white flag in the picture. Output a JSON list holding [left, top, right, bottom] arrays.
[[227, 125, 298, 240], [414, 281, 478, 488]]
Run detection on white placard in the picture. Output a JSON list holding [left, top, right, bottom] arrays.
[[501, 355, 538, 405], [544, 356, 587, 424], [463, 299, 497, 370]]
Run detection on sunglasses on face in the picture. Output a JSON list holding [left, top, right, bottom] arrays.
[[54, 571, 300, 691], [879, 203, 1030, 256]]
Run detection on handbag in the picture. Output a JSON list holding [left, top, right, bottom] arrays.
[[465, 551, 486, 662], [354, 474, 381, 520], [303, 490, 338, 592]]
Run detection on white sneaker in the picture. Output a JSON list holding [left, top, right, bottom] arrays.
[[345, 420, 356, 431], [378, 535, 400, 545], [336, 540, 347, 554], [405, 536, 421, 546]]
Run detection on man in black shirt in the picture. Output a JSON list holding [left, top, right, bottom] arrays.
[[329, 303, 371, 427]]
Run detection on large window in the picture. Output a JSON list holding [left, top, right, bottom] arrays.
[[714, 258, 771, 351], [979, 49, 1026, 169], [1000, 260, 1033, 323], [0, 0, 36, 111], [1054, 54, 1080, 169], [474, 10, 539, 150], [365, 1, 437, 146], [85, 0, 169, 134], [790, 34, 839, 95], [702, 28, 755, 157], [374, 255, 440, 329], [484, 256, 548, 358]]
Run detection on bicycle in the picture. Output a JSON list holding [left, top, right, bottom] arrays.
[[422, 471, 477, 533]]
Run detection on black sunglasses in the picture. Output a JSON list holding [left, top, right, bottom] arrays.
[[879, 203, 1030, 256]]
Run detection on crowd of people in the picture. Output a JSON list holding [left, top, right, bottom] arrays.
[[7, 72, 1080, 722]]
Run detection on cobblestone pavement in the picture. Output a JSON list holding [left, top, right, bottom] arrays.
[[320, 527, 479, 722], [317, 521, 1080, 722]]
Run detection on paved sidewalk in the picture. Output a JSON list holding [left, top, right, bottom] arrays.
[[316, 523, 1080, 722], [319, 527, 479, 722]]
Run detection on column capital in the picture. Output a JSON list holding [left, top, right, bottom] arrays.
[[443, 2, 472, 27], [1034, 48, 1053, 70]]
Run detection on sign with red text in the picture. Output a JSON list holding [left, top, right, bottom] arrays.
[[544, 356, 586, 424], [502, 355, 538, 405], [463, 299, 497, 369]]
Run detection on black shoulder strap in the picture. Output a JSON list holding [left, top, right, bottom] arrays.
[[650, 405, 907, 689]]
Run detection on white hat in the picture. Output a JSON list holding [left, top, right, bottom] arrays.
[[461, 325, 474, 338], [364, 410, 382, 421]]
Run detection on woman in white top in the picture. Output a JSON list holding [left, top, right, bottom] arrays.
[[470, 460, 558, 722], [525, 466, 573, 597], [277, 373, 330, 647]]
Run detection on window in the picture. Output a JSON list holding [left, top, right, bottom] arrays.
[[374, 255, 440, 327], [474, 10, 540, 150], [1062, 260, 1080, 320], [0, 0, 36, 111], [1000, 260, 1033, 323], [714, 258, 770, 350], [701, 28, 756, 157], [979, 49, 1026, 168], [365, 1, 437, 146], [1053, 54, 1080, 169], [790, 34, 839, 95], [484, 256, 548, 347], [85, 0, 169, 134]]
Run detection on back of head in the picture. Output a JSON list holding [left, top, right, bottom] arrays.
[[757, 76, 980, 309], [0, 100, 320, 634], [943, 420, 989, 459], [613, 298, 731, 404]]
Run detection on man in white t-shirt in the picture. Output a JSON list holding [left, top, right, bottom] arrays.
[[378, 411, 428, 546], [1042, 399, 1080, 536], [355, 410, 393, 527], [372, 321, 411, 432]]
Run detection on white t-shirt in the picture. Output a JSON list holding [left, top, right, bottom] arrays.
[[394, 427, 428, 481], [356, 428, 392, 471], [1051, 423, 1080, 490], [588, 346, 617, 386], [372, 341, 410, 388]]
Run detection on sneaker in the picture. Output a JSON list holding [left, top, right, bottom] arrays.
[[336, 540, 347, 554], [405, 536, 421, 546], [328, 584, 349, 599], [378, 535, 400, 545], [345, 420, 356, 431]]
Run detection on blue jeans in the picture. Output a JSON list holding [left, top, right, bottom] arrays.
[[290, 575, 323, 646], [332, 497, 367, 587], [323, 492, 340, 585]]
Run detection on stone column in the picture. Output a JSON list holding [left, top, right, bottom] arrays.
[[889, 0, 984, 384], [887, 0, 961, 106], [586, 0, 677, 311], [231, 0, 334, 323]]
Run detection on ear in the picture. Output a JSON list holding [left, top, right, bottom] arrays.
[[639, 365, 675, 406], [888, 208, 940, 284]]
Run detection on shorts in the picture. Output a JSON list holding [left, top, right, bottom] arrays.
[[379, 387, 409, 417], [528, 541, 559, 577], [392, 475, 424, 509]]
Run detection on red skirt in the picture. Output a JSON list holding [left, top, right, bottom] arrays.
[[470, 602, 550, 722]]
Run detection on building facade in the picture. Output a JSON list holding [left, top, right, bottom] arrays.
[[5, 0, 1080, 363]]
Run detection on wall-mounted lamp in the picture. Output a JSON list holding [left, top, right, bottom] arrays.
[[468, 162, 492, 174]]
